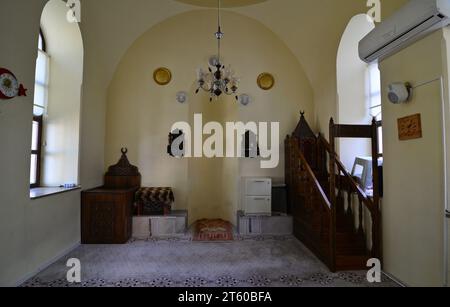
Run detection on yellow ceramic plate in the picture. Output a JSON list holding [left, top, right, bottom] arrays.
[[153, 67, 172, 85], [257, 73, 275, 90]]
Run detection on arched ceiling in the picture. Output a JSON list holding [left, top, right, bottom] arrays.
[[174, 0, 268, 8], [81, 0, 408, 116]]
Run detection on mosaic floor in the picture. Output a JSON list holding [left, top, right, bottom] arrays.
[[22, 236, 398, 287]]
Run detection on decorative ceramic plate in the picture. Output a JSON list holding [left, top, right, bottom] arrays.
[[0, 70, 19, 99], [257, 73, 275, 90], [153, 67, 172, 86], [238, 94, 251, 106], [176, 91, 188, 104]]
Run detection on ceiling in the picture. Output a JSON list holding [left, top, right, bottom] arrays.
[[174, 0, 268, 8], [82, 0, 407, 130]]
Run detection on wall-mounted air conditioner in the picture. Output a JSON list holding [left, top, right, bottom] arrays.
[[359, 0, 450, 63]]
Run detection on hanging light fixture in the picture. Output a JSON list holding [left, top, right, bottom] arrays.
[[195, 0, 240, 102]]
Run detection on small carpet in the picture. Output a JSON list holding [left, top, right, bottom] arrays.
[[193, 219, 233, 241]]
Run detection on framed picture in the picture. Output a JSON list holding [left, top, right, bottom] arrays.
[[398, 113, 422, 141]]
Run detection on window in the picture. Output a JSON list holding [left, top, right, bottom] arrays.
[[30, 30, 49, 187], [337, 14, 377, 170], [34, 31, 49, 117], [367, 62, 383, 153], [243, 130, 260, 158], [38, 29, 46, 52], [30, 116, 43, 188], [30, 0, 83, 193]]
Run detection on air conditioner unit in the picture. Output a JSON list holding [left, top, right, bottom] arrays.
[[359, 0, 450, 63]]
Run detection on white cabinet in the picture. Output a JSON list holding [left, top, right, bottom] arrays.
[[244, 196, 271, 214], [245, 178, 271, 196], [241, 177, 272, 215]]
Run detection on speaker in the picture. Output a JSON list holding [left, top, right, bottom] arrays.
[[387, 82, 412, 104]]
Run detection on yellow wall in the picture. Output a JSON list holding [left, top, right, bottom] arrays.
[[0, 0, 425, 286], [0, 0, 81, 286], [380, 30, 447, 287], [79, 0, 409, 139], [106, 10, 314, 224]]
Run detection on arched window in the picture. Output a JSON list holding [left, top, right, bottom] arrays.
[[30, 29, 49, 187], [337, 14, 382, 171], [34, 29, 49, 117], [30, 0, 83, 193]]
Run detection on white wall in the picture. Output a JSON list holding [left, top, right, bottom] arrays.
[[380, 30, 447, 287], [41, 0, 83, 186], [0, 0, 82, 286], [441, 27, 450, 288], [337, 14, 374, 171]]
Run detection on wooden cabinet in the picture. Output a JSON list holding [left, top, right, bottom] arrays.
[[81, 188, 135, 244], [81, 148, 141, 244]]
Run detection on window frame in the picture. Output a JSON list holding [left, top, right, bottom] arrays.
[[30, 115, 43, 189], [39, 28, 47, 53], [35, 27, 49, 115], [367, 62, 382, 119], [30, 28, 47, 189], [367, 62, 383, 154]]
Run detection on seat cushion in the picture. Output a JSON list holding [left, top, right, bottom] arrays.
[[135, 187, 174, 215]]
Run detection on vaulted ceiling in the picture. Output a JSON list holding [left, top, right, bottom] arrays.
[[174, 0, 269, 8], [82, 0, 406, 87], [81, 0, 407, 130]]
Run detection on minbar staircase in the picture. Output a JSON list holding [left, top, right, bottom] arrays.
[[285, 114, 381, 272]]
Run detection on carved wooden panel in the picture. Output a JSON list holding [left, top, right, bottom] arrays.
[[104, 148, 141, 189], [81, 188, 135, 244], [90, 202, 114, 242], [398, 113, 422, 141]]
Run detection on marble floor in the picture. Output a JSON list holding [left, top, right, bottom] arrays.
[[22, 235, 398, 287]]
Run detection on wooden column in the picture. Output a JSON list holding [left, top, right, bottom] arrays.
[[371, 118, 382, 262], [329, 118, 337, 272]]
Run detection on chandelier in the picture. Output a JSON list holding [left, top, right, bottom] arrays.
[[195, 0, 239, 102]]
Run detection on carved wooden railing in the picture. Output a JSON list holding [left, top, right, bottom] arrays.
[[327, 118, 382, 262], [287, 118, 382, 272], [287, 136, 335, 269], [318, 133, 381, 262]]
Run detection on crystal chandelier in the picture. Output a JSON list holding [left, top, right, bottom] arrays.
[[195, 0, 239, 102]]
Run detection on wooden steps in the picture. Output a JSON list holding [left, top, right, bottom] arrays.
[[285, 116, 381, 272], [336, 255, 371, 271]]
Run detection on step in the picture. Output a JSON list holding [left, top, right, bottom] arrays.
[[336, 248, 368, 256], [336, 255, 371, 271], [238, 211, 293, 236], [132, 210, 188, 238], [320, 233, 367, 253]]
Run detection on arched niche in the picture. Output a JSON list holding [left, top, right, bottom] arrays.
[[106, 9, 314, 224]]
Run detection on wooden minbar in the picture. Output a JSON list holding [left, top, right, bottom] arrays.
[[81, 148, 141, 244], [285, 112, 327, 213]]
